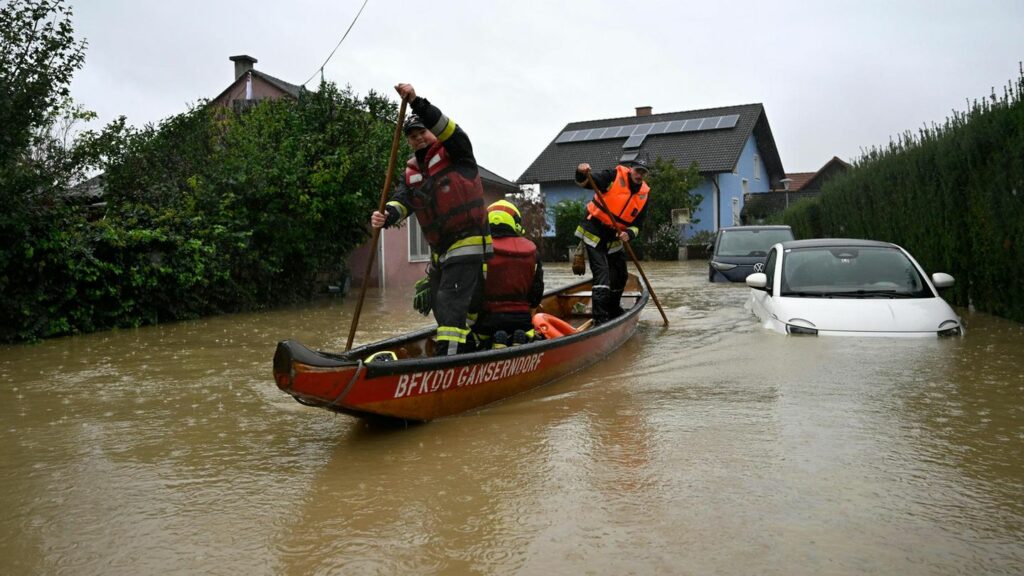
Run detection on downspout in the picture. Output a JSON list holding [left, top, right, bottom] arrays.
[[712, 174, 722, 231]]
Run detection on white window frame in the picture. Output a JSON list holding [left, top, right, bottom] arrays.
[[754, 154, 761, 180], [407, 218, 431, 262]]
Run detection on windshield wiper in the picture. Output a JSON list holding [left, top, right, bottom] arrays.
[[827, 289, 914, 298], [782, 291, 831, 298]]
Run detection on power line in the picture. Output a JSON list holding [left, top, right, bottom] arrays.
[[302, 0, 371, 87]]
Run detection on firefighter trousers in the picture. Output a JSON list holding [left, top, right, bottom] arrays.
[[585, 244, 627, 325], [432, 257, 484, 355]]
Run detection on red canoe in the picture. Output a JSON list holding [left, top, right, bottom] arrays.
[[273, 274, 649, 421]]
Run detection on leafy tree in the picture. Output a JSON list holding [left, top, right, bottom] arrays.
[[503, 184, 548, 245], [0, 0, 98, 341], [551, 199, 586, 254], [0, 0, 86, 170], [89, 82, 400, 322], [637, 157, 703, 259]]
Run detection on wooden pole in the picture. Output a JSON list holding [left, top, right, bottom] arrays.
[[585, 172, 669, 326], [346, 99, 408, 350]]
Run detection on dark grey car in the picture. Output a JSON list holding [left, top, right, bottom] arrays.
[[709, 225, 795, 282]]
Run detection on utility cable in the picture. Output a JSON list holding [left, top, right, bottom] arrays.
[[302, 0, 371, 86]]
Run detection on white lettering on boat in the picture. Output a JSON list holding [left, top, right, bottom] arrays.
[[393, 352, 545, 398]]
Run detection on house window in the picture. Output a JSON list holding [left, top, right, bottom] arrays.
[[754, 154, 761, 180], [408, 218, 430, 262]]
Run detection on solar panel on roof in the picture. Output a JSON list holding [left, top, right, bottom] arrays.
[[623, 134, 646, 148], [699, 117, 720, 130], [555, 112, 740, 144], [718, 114, 740, 128], [681, 119, 701, 131]]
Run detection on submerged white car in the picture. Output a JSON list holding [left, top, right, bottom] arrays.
[[746, 239, 963, 337]]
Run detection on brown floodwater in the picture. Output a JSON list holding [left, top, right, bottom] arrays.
[[1, 261, 1022, 575]]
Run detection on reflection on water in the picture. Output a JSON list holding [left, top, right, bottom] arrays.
[[1, 261, 1022, 575]]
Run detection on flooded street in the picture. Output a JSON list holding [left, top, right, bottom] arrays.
[[1, 260, 1022, 575]]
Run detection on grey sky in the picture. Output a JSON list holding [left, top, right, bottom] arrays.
[[68, 0, 1024, 181]]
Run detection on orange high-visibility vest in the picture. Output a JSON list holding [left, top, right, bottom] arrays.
[[586, 165, 649, 229]]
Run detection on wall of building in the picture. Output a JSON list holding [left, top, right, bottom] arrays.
[[348, 225, 427, 291], [539, 135, 773, 241], [211, 75, 290, 108], [538, 182, 590, 238], [687, 135, 771, 237]]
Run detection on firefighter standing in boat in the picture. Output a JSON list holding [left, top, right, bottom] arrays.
[[574, 157, 651, 325], [370, 83, 491, 356]]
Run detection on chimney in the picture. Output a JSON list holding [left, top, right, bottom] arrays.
[[229, 55, 257, 80], [635, 106, 653, 117]]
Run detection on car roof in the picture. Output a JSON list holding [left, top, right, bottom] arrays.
[[780, 238, 899, 250], [719, 225, 792, 232]]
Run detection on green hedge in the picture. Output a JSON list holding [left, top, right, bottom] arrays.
[[781, 70, 1024, 322], [0, 83, 400, 342]]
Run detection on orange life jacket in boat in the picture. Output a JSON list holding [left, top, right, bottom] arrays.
[[532, 313, 577, 339]]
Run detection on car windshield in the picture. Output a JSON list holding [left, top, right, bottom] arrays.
[[717, 229, 794, 257], [781, 246, 932, 298]]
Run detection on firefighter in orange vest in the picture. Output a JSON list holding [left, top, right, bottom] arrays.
[[574, 156, 651, 325], [370, 83, 491, 356], [473, 200, 544, 349]]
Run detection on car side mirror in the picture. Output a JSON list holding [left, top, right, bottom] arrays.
[[746, 272, 768, 291], [932, 272, 955, 289]]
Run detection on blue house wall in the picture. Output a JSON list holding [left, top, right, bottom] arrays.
[[687, 134, 771, 238], [540, 182, 590, 237], [541, 135, 771, 240]]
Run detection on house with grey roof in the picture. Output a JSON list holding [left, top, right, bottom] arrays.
[[518, 103, 786, 240], [741, 156, 852, 223]]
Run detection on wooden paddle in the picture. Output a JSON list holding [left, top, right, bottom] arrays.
[[345, 99, 408, 351], [584, 172, 669, 326]]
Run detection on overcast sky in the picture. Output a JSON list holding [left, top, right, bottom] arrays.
[[68, 0, 1023, 180]]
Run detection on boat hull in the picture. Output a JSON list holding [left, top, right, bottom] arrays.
[[272, 275, 648, 421]]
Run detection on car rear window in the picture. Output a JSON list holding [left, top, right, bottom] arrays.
[[716, 229, 795, 257]]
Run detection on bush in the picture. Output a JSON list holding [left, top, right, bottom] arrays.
[[645, 223, 680, 260], [551, 199, 586, 254]]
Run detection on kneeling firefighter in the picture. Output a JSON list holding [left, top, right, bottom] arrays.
[[472, 200, 545, 349]]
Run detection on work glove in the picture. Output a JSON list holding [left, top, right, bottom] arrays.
[[413, 275, 433, 316]]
